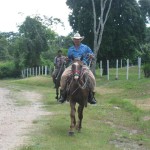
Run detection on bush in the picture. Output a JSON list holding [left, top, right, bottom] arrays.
[[143, 63, 150, 78], [0, 61, 21, 78]]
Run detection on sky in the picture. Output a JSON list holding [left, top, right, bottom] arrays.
[[0, 0, 73, 36]]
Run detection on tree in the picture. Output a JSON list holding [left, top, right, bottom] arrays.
[[66, 0, 113, 73], [19, 16, 49, 67], [0, 35, 9, 60], [67, 0, 146, 73], [0, 32, 18, 61], [99, 0, 146, 62], [91, 0, 113, 72], [139, 0, 150, 23]]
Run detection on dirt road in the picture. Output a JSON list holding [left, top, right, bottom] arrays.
[[0, 87, 50, 150]]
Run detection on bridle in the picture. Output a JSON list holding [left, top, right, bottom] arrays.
[[69, 61, 89, 95]]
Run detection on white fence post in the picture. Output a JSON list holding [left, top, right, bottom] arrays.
[[107, 60, 109, 80], [27, 68, 29, 78], [121, 59, 122, 68], [138, 57, 141, 79], [45, 66, 47, 75], [36, 67, 37, 76], [100, 61, 103, 77], [39, 66, 40, 75], [21, 70, 24, 78], [116, 59, 118, 80], [29, 68, 31, 76], [126, 59, 129, 80], [42, 66, 43, 75]]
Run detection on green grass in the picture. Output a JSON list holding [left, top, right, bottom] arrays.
[[0, 66, 150, 150]]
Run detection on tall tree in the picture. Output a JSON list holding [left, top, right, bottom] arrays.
[[139, 0, 150, 23], [91, 0, 113, 71], [67, 0, 146, 71], [99, 0, 146, 61], [19, 16, 49, 67], [66, 0, 113, 72]]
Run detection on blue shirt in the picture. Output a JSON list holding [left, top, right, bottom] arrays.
[[68, 44, 94, 65]]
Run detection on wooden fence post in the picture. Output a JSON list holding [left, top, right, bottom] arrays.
[[116, 59, 118, 80], [107, 60, 109, 80], [138, 57, 141, 79], [45, 66, 47, 75], [126, 59, 129, 80], [100, 61, 103, 77]]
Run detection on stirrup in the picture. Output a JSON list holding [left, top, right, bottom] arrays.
[[58, 89, 67, 103], [88, 92, 97, 104], [58, 96, 66, 103]]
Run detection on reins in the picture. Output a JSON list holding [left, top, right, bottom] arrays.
[[68, 61, 90, 95]]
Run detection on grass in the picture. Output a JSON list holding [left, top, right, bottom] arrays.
[[0, 66, 150, 150]]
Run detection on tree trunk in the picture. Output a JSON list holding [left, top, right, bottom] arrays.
[[91, 0, 113, 73]]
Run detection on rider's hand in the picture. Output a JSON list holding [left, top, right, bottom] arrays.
[[65, 57, 69, 61], [89, 54, 94, 59]]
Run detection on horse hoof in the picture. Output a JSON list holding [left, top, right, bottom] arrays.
[[68, 131, 74, 136]]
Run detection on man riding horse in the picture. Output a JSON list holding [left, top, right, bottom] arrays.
[[58, 33, 97, 104], [52, 50, 66, 88]]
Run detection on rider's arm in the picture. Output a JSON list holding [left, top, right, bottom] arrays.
[[86, 46, 95, 59]]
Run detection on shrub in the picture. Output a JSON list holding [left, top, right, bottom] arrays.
[[0, 61, 21, 78], [142, 63, 150, 78]]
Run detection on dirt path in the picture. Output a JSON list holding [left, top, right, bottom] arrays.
[[0, 87, 50, 150]]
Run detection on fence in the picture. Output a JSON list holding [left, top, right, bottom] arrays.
[[22, 58, 142, 80], [21, 66, 52, 78], [99, 57, 142, 80]]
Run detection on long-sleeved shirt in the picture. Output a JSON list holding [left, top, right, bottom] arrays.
[[67, 43, 94, 65]]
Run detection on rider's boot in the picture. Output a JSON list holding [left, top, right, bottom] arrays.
[[88, 92, 97, 104], [58, 89, 67, 103]]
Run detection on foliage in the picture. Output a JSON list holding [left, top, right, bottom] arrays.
[[19, 16, 49, 67], [142, 63, 150, 77], [139, 0, 150, 23], [99, 0, 145, 61], [0, 61, 20, 78], [145, 27, 150, 43], [66, 0, 146, 66]]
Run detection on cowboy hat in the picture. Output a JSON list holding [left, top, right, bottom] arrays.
[[71, 32, 84, 41]]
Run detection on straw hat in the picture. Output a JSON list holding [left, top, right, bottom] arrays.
[[71, 32, 84, 41]]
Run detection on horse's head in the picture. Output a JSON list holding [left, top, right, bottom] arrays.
[[71, 60, 83, 80]]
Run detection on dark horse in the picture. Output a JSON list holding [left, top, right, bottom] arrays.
[[54, 62, 66, 100], [67, 59, 90, 136]]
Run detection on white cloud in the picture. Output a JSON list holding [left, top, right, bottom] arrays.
[[0, 0, 72, 36]]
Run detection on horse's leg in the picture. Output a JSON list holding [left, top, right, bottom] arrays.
[[68, 102, 76, 136], [76, 105, 84, 132], [55, 87, 59, 100]]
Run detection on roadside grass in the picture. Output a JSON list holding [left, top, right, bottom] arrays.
[[0, 66, 150, 150]]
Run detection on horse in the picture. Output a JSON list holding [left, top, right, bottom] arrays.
[[54, 62, 66, 100], [66, 59, 90, 136]]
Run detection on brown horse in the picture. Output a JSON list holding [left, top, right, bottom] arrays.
[[67, 59, 90, 136], [55, 62, 66, 100]]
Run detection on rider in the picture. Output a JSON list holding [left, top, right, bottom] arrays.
[[52, 50, 66, 88], [58, 32, 97, 104]]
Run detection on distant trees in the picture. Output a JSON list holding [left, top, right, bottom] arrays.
[[18, 16, 49, 67], [0, 15, 71, 78]]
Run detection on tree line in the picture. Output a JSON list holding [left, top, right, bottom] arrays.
[[0, 0, 150, 78]]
